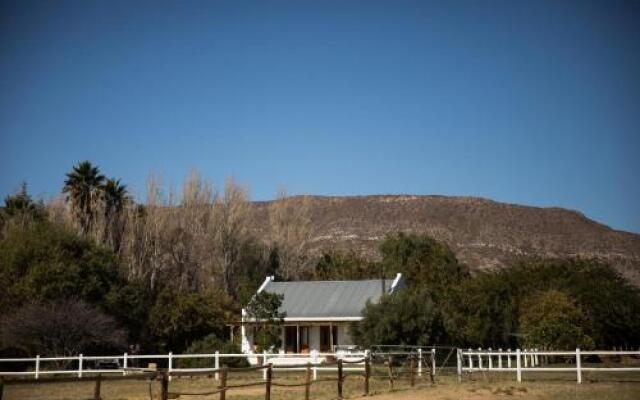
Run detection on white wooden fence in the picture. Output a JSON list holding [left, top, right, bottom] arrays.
[[0, 349, 435, 381], [457, 348, 640, 383]]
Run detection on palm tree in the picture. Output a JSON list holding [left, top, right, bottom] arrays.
[[102, 178, 129, 250], [63, 161, 105, 235]]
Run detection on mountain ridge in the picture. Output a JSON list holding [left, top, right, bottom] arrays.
[[248, 194, 640, 284]]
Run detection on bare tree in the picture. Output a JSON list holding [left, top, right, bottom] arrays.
[[268, 189, 313, 279], [0, 300, 127, 362], [213, 178, 250, 295]]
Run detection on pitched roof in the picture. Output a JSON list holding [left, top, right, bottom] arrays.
[[259, 275, 404, 321]]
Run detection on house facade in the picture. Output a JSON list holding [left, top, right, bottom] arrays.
[[241, 274, 404, 355]]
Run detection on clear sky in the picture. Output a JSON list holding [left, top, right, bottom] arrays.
[[1, 0, 639, 233]]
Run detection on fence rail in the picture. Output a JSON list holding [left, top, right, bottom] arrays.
[[457, 348, 640, 383], [0, 352, 437, 400]]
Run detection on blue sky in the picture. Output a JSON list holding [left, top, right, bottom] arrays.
[[1, 0, 639, 233]]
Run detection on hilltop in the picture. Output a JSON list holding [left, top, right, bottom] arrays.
[[249, 195, 640, 284]]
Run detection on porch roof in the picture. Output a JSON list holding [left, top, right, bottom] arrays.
[[259, 275, 403, 321]]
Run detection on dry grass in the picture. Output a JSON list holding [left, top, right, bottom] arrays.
[[3, 370, 640, 400]]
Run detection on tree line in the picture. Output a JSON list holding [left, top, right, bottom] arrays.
[[1, 161, 639, 361]]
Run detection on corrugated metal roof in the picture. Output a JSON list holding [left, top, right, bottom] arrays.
[[262, 278, 400, 319]]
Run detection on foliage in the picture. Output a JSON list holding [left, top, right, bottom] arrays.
[[518, 289, 594, 349], [245, 291, 285, 352], [148, 288, 231, 353], [380, 233, 470, 292], [63, 161, 105, 235], [0, 219, 121, 314], [313, 251, 379, 280], [352, 288, 446, 347], [180, 335, 248, 368], [0, 300, 127, 358], [454, 258, 640, 348]]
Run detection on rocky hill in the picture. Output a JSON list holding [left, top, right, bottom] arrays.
[[249, 195, 640, 284]]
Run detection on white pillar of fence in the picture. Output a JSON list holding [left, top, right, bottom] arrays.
[[417, 348, 422, 376], [35, 355, 40, 379], [535, 349, 539, 366], [468, 348, 473, 369], [498, 349, 503, 369], [168, 352, 173, 381], [523, 349, 528, 368], [576, 348, 582, 384], [488, 348, 493, 369], [456, 349, 462, 382], [477, 348, 483, 370], [313, 350, 320, 380], [78, 354, 83, 378], [214, 351, 220, 380], [516, 349, 522, 382], [123, 352, 128, 375], [262, 351, 268, 381], [530, 349, 535, 367], [507, 349, 512, 368]]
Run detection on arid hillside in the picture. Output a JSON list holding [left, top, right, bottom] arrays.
[[249, 195, 640, 284]]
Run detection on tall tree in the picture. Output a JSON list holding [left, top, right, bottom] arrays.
[[63, 161, 105, 235], [101, 178, 129, 251]]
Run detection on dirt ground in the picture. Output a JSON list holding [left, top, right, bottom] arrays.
[[3, 372, 640, 400]]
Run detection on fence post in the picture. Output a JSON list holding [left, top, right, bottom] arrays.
[[430, 348, 436, 384], [337, 359, 344, 400], [364, 356, 371, 395], [456, 349, 462, 383], [468, 348, 473, 369], [516, 349, 522, 383], [93, 374, 102, 400], [305, 362, 312, 400], [488, 348, 493, 370], [477, 348, 483, 370], [215, 351, 220, 381], [498, 349, 503, 369], [0, 377, 4, 400], [262, 351, 268, 381], [418, 348, 423, 376], [576, 348, 582, 384], [123, 352, 128, 376], [523, 349, 528, 368], [219, 366, 227, 400], [387, 355, 394, 391], [78, 354, 83, 378], [265, 364, 272, 400], [168, 352, 173, 382], [160, 371, 169, 400], [507, 349, 512, 369], [313, 349, 319, 380], [35, 355, 40, 379], [534, 349, 539, 366]]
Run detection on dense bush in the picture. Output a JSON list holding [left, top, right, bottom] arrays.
[[179, 335, 248, 368]]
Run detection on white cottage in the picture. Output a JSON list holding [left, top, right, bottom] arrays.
[[241, 274, 404, 355]]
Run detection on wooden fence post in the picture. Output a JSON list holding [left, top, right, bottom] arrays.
[[409, 356, 415, 387], [364, 356, 370, 395], [160, 371, 169, 400], [265, 364, 272, 400], [0, 377, 4, 400], [219, 367, 227, 400], [78, 354, 84, 378], [215, 351, 220, 381], [93, 374, 102, 400], [305, 362, 311, 400], [337, 359, 344, 400], [387, 355, 394, 391], [35, 355, 40, 380], [418, 348, 423, 376]]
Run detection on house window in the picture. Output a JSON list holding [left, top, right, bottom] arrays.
[[285, 326, 297, 353], [320, 325, 339, 352]]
